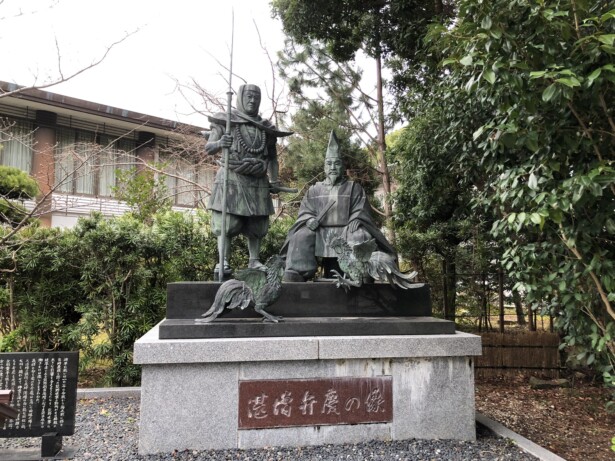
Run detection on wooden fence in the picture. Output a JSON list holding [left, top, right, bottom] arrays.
[[475, 332, 562, 379]]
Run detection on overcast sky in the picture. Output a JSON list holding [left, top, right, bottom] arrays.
[[1, 0, 290, 128]]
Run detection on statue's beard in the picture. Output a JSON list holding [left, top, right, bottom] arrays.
[[327, 171, 342, 184]]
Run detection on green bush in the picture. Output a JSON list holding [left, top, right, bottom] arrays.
[[0, 225, 82, 351], [0, 209, 294, 386], [72, 212, 219, 386], [0, 166, 39, 226], [0, 166, 38, 199]]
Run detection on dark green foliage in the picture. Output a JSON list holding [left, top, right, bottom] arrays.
[[396, 0, 615, 391], [151, 210, 215, 281], [113, 167, 172, 224], [391, 92, 497, 321], [73, 211, 219, 386], [272, 0, 453, 62], [0, 212, 210, 385], [0, 166, 38, 199], [0, 166, 39, 227], [0, 226, 82, 352], [0, 199, 32, 228], [454, 0, 613, 387], [72, 213, 165, 386], [0, 209, 293, 386], [392, 107, 477, 246], [261, 215, 296, 259]]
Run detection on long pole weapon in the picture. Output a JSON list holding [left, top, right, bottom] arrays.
[[218, 10, 234, 282]]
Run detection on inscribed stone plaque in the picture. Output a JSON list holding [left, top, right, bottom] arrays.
[[0, 351, 78, 436], [238, 376, 392, 429]]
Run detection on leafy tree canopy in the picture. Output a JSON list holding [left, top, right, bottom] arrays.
[[405, 0, 615, 388], [271, 0, 453, 61]]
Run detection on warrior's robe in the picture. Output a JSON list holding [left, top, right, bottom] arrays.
[[206, 112, 277, 218]]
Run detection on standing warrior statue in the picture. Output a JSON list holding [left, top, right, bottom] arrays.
[[206, 84, 292, 278]]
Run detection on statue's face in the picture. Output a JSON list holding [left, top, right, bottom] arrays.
[[242, 90, 261, 116], [324, 157, 344, 184]]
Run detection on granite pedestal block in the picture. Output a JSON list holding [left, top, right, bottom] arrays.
[[134, 324, 481, 454]]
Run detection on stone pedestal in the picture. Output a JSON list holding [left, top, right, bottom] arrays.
[[134, 323, 481, 454]]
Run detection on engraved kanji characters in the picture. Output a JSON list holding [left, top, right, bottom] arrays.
[[243, 380, 389, 426], [273, 391, 293, 417], [247, 393, 269, 419], [321, 388, 341, 415], [365, 387, 386, 413], [299, 391, 317, 416]]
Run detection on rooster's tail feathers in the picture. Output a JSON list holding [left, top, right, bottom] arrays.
[[201, 280, 253, 321], [368, 252, 418, 289]]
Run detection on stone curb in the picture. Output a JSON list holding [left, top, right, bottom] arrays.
[[76, 388, 567, 460], [77, 386, 141, 399], [476, 412, 568, 461]]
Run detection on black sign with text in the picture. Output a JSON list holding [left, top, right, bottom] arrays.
[[0, 351, 78, 436]]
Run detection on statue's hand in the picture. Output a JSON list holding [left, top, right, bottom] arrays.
[[348, 220, 361, 233], [306, 218, 319, 231], [218, 134, 233, 149], [268, 181, 282, 193], [206, 134, 233, 155]]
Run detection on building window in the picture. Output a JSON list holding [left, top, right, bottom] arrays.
[[158, 138, 215, 207], [99, 136, 135, 197], [197, 167, 215, 205], [0, 119, 34, 173], [55, 128, 136, 197], [162, 159, 215, 207]]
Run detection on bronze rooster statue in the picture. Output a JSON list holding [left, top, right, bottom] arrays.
[[197, 255, 285, 323], [329, 237, 419, 291]]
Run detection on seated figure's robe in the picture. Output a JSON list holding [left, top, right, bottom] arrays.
[[282, 179, 395, 278]]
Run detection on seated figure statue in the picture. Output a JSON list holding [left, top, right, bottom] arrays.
[[282, 131, 396, 282]]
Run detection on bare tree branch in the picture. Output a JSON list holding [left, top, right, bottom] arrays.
[[253, 19, 291, 125], [199, 47, 247, 87], [0, 28, 139, 100]]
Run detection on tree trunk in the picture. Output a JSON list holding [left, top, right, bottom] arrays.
[[528, 304, 536, 331], [481, 272, 492, 331], [498, 270, 505, 333], [8, 276, 15, 332], [375, 52, 395, 246], [442, 259, 449, 320], [512, 289, 526, 325], [442, 257, 456, 322]]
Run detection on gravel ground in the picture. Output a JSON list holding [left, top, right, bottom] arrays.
[[0, 396, 539, 460]]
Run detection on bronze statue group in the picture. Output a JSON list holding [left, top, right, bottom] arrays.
[[201, 84, 416, 323]]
